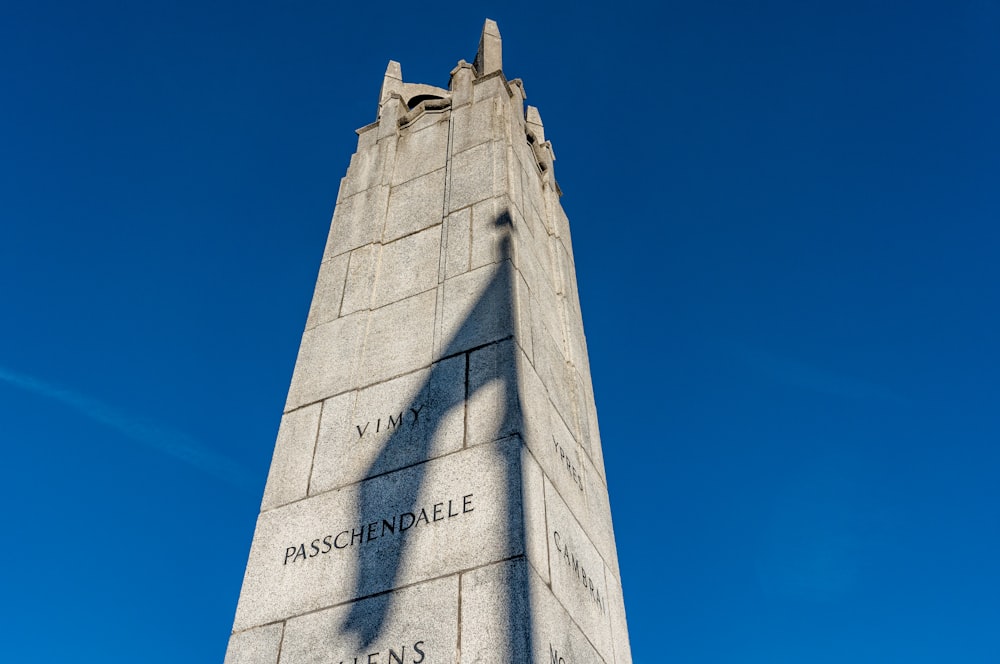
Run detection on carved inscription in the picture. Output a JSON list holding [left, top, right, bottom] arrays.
[[283, 494, 474, 565], [339, 640, 426, 664], [553, 437, 584, 493], [356, 404, 425, 438], [549, 643, 567, 664], [552, 531, 606, 615]]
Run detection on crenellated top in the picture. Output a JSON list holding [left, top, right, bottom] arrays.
[[367, 19, 557, 188]]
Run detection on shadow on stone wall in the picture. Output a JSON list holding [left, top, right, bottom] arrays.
[[340, 209, 535, 659]]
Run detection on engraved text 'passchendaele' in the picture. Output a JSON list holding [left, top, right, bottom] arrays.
[[283, 494, 474, 565]]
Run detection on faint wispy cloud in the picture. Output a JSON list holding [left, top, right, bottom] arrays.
[[731, 344, 909, 406], [754, 462, 874, 602], [0, 365, 253, 489]]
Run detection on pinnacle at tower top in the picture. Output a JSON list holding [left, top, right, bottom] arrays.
[[225, 20, 632, 664]]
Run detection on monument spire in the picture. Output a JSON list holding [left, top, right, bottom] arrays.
[[474, 18, 502, 76], [224, 20, 632, 664]]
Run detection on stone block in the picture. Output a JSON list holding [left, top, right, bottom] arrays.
[[460, 558, 609, 664], [285, 311, 367, 411], [553, 199, 575, 262], [261, 403, 322, 511], [392, 122, 448, 186], [441, 208, 471, 280], [510, 221, 546, 297], [458, 559, 531, 663], [581, 377, 607, 482], [522, 168, 546, 228], [529, 573, 612, 664], [310, 355, 465, 495], [232, 439, 523, 631], [340, 243, 380, 316], [608, 570, 633, 664], [223, 623, 283, 664], [402, 106, 450, 134], [470, 198, 509, 270], [383, 168, 446, 243], [449, 62, 475, 108], [522, 446, 549, 585], [529, 291, 564, 362], [452, 98, 495, 154], [506, 150, 526, 222], [544, 478, 614, 660], [547, 407, 618, 576], [372, 225, 441, 309], [532, 326, 577, 442], [325, 185, 388, 260], [376, 97, 405, 142], [466, 338, 549, 450], [305, 253, 350, 330], [448, 142, 495, 212], [358, 289, 437, 388], [514, 269, 534, 362], [340, 141, 388, 199], [278, 576, 458, 664], [436, 261, 514, 358], [472, 74, 507, 103]]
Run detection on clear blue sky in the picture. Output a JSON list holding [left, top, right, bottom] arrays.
[[2, 2, 998, 662]]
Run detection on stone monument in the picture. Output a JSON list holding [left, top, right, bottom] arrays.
[[225, 20, 632, 664]]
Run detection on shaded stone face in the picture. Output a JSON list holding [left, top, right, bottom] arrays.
[[226, 19, 631, 664]]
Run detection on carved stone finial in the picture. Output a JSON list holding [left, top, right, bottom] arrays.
[[474, 19, 502, 77], [526, 105, 545, 143], [378, 60, 404, 114]]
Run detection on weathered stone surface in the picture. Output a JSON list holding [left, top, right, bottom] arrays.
[[460, 558, 609, 664], [261, 402, 322, 511], [359, 289, 437, 387], [341, 140, 388, 199], [285, 311, 367, 410], [392, 122, 448, 186], [232, 439, 522, 631], [340, 243, 379, 315], [436, 261, 514, 358], [452, 98, 495, 154], [474, 19, 502, 78], [372, 225, 440, 309], [608, 566, 634, 664], [229, 20, 631, 663], [470, 198, 509, 270], [449, 142, 495, 212], [383, 168, 445, 243], [472, 73, 507, 104], [466, 338, 548, 449], [223, 623, 283, 664], [458, 559, 531, 663], [305, 253, 350, 329], [544, 477, 614, 660], [441, 208, 471, 279], [310, 355, 465, 494], [279, 576, 458, 664], [326, 185, 387, 259], [522, 446, 550, 585]]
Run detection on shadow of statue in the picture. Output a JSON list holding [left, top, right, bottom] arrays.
[[339, 209, 534, 659]]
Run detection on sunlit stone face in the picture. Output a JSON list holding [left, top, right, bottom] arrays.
[[225, 20, 631, 664]]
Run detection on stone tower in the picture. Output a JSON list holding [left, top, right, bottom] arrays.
[[225, 20, 632, 664]]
